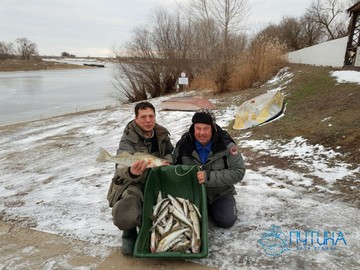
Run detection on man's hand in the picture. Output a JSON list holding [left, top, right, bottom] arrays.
[[130, 160, 148, 176], [197, 171, 206, 184]]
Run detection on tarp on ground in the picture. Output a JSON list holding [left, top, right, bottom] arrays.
[[232, 90, 284, 130]]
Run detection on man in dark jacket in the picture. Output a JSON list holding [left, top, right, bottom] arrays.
[[107, 101, 174, 255], [173, 109, 245, 228]]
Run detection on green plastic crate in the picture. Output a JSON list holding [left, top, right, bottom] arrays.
[[133, 165, 208, 259]]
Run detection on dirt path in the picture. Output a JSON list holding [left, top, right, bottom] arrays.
[[0, 221, 215, 270]]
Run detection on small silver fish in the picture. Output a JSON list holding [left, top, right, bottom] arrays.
[[156, 228, 190, 252], [150, 193, 202, 254], [187, 201, 201, 253], [96, 147, 169, 168]]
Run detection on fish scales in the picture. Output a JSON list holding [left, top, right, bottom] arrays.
[[155, 228, 190, 253], [152, 198, 170, 218], [167, 194, 185, 215], [96, 147, 168, 168]]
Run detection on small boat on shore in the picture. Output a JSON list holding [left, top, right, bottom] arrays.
[[232, 90, 284, 130], [161, 96, 217, 111], [83, 63, 105, 68]]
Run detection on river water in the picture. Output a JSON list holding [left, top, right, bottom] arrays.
[[0, 65, 119, 126]]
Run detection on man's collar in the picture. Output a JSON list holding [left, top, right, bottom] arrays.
[[195, 140, 212, 151]]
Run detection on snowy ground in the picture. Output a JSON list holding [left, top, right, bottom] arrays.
[[0, 70, 359, 269]]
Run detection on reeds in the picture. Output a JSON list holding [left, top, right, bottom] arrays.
[[230, 37, 288, 90], [191, 37, 288, 92]]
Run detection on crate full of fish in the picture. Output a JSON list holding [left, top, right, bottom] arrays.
[[134, 165, 208, 259]]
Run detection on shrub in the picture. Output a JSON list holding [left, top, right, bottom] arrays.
[[230, 37, 288, 90]]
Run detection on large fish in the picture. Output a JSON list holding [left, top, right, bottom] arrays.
[[96, 147, 169, 168]]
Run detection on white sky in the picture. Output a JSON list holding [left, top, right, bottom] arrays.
[[0, 0, 317, 57], [0, 69, 359, 269]]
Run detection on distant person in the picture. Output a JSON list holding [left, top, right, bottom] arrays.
[[173, 109, 245, 228], [107, 101, 174, 255]]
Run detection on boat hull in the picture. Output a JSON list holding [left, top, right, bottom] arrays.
[[161, 96, 216, 111], [232, 91, 284, 130]]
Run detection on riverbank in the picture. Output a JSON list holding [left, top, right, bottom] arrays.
[[1, 64, 359, 269], [0, 58, 91, 72]]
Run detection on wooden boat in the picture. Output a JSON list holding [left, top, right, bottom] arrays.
[[161, 96, 217, 111], [232, 90, 284, 130]]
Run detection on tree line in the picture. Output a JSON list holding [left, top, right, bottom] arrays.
[[257, 0, 355, 51], [0, 37, 38, 60], [112, 0, 356, 103], [0, 37, 76, 60]]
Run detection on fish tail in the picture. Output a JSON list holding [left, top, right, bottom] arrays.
[[96, 147, 111, 162]]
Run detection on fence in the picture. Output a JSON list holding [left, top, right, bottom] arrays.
[[286, 37, 348, 68]]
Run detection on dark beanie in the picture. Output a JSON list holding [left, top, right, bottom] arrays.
[[192, 109, 216, 125]]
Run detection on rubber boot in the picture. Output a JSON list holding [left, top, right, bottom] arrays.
[[121, 227, 137, 255]]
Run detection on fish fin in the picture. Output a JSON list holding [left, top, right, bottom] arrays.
[[96, 147, 111, 162], [117, 151, 132, 157]]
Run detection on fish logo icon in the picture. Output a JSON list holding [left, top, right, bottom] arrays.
[[258, 225, 289, 256]]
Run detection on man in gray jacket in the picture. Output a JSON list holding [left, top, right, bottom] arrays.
[[173, 109, 245, 228], [107, 102, 174, 255]]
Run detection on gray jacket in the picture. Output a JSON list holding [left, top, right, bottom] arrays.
[[107, 120, 174, 207], [173, 124, 245, 204]]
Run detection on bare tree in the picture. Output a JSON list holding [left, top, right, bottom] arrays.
[[15, 37, 38, 59], [61, 52, 76, 58], [306, 0, 348, 40], [299, 13, 324, 47], [278, 17, 304, 51], [348, 0, 360, 6], [0, 41, 15, 60], [151, 9, 193, 94], [183, 0, 248, 93], [112, 9, 193, 102], [113, 28, 158, 102], [255, 9, 334, 52], [255, 19, 302, 51], [113, 1, 248, 101]]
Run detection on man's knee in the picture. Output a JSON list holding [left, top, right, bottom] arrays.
[[210, 194, 237, 228], [112, 196, 142, 230], [213, 212, 237, 228]]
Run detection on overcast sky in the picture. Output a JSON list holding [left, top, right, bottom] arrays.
[[0, 0, 317, 57]]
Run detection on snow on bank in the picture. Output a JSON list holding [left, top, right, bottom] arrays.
[[330, 70, 360, 85], [0, 69, 359, 270], [241, 136, 359, 184]]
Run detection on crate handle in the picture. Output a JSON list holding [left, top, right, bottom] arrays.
[[174, 165, 199, 177]]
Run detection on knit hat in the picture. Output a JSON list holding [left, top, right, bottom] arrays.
[[192, 108, 216, 125]]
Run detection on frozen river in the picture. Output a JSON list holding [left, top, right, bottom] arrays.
[[0, 65, 119, 126]]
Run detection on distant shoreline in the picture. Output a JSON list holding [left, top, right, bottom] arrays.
[[0, 58, 92, 72]]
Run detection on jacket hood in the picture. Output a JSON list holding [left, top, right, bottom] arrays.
[[181, 124, 232, 155]]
